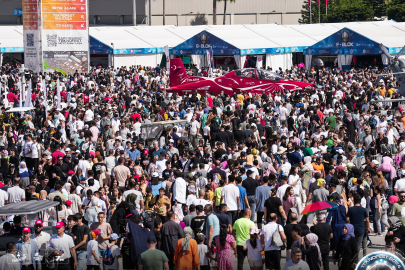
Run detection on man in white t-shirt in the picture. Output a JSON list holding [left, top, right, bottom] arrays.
[[7, 179, 26, 203], [189, 115, 200, 149], [84, 107, 94, 124], [221, 177, 240, 224], [0, 189, 8, 206], [261, 213, 286, 270], [394, 171, 405, 194]]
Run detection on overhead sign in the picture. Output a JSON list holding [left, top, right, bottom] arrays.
[[23, 0, 41, 73], [14, 9, 23, 16], [42, 0, 89, 75]]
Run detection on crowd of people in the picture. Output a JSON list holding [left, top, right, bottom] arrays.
[[0, 60, 404, 270]]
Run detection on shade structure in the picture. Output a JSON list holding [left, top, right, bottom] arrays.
[[301, 201, 338, 215], [0, 200, 60, 216]]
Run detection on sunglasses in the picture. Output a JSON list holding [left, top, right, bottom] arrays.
[[400, 196, 405, 199]]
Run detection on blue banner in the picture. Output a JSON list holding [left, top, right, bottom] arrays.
[[14, 9, 22, 16], [1, 47, 24, 53], [90, 36, 113, 54], [170, 30, 239, 55], [304, 27, 385, 55]]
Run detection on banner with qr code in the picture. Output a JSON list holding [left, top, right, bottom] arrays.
[[23, 0, 41, 73], [41, 0, 89, 75]]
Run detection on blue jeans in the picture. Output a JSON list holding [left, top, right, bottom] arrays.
[[370, 198, 385, 233], [247, 195, 256, 222], [76, 250, 87, 270], [98, 248, 105, 270]]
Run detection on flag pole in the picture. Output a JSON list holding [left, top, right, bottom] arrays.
[[310, 0, 312, 24], [318, 0, 320, 23]]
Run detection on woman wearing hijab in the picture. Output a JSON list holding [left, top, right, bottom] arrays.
[[85, 196, 100, 227], [344, 113, 356, 144], [173, 227, 200, 270], [109, 201, 130, 234], [19, 161, 32, 188], [334, 224, 358, 270], [385, 216, 405, 254], [300, 233, 321, 270]]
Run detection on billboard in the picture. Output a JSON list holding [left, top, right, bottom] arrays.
[[23, 0, 41, 73], [42, 0, 89, 75]]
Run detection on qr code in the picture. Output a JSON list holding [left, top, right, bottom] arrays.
[[46, 34, 57, 47], [27, 33, 34, 47]]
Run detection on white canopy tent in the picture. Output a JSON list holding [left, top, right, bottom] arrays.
[[0, 25, 24, 64]]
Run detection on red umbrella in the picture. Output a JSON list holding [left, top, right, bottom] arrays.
[[301, 201, 338, 215]]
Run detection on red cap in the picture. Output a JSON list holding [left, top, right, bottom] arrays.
[[22, 227, 31, 233], [55, 222, 65, 228], [65, 200, 72, 206], [35, 220, 43, 226], [68, 170, 75, 175], [143, 150, 149, 155]]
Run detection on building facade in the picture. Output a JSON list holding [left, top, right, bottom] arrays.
[[0, 0, 304, 26]]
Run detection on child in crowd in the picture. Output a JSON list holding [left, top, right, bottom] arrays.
[[243, 226, 263, 270], [104, 233, 122, 270], [196, 233, 209, 270]]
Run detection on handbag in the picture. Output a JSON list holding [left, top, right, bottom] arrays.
[[271, 224, 285, 248]]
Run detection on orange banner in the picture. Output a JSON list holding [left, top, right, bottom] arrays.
[[43, 13, 86, 22], [23, 13, 39, 22], [42, 3, 86, 13], [23, 21, 38, 30], [43, 21, 87, 30], [42, 0, 85, 3], [23, 3, 38, 13]]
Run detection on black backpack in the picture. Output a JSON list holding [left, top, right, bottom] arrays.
[[211, 120, 219, 133]]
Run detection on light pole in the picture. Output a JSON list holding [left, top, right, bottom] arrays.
[[111, 43, 114, 68]]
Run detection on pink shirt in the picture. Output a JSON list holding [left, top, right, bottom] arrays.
[[89, 126, 99, 142]]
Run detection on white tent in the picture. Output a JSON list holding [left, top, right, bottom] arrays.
[[0, 25, 24, 64]]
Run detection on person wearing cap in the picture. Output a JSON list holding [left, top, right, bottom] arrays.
[[87, 230, 101, 269], [16, 227, 41, 270], [103, 233, 121, 270], [138, 235, 169, 270], [30, 220, 51, 265]]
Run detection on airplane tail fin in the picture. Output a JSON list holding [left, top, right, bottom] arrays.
[[169, 58, 188, 87]]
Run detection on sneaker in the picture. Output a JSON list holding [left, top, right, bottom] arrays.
[[367, 240, 372, 247]]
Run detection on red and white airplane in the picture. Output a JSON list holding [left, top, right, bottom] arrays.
[[167, 58, 314, 96]]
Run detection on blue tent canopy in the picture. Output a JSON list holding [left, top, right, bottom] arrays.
[[90, 36, 113, 55], [303, 27, 385, 55], [170, 30, 240, 55]]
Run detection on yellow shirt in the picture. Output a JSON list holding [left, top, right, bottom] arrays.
[[237, 94, 244, 106], [388, 88, 396, 98], [379, 87, 386, 98]]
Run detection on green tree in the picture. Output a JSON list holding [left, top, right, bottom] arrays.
[[299, 0, 374, 24], [218, 0, 235, 25], [298, 0, 327, 24], [387, 0, 405, 21]]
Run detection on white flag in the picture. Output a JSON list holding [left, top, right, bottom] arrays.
[[19, 80, 23, 108], [206, 50, 212, 77], [25, 80, 32, 107], [256, 55, 263, 69], [164, 45, 170, 75], [42, 79, 47, 120], [3, 84, 9, 109], [57, 78, 61, 109]]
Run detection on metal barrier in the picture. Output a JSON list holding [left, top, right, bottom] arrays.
[[353, 154, 402, 169]]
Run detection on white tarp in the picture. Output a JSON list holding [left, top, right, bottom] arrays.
[[6, 107, 36, 113], [266, 53, 292, 71], [113, 54, 163, 69]]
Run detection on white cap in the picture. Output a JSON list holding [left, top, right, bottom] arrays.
[[46, 155, 52, 160], [152, 172, 159, 177], [76, 150, 81, 153], [84, 124, 89, 128], [372, 160, 379, 165], [66, 148, 71, 152], [169, 139, 174, 143]]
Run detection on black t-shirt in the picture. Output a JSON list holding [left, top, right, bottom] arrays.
[[264, 197, 282, 224], [72, 224, 90, 251], [242, 177, 259, 196], [310, 222, 332, 252], [325, 91, 333, 104], [287, 117, 295, 131], [191, 215, 207, 235], [256, 124, 265, 138], [214, 148, 226, 160], [308, 182, 319, 195], [347, 206, 368, 235], [216, 212, 231, 227], [92, 163, 107, 178], [284, 223, 296, 249], [234, 130, 247, 144]]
